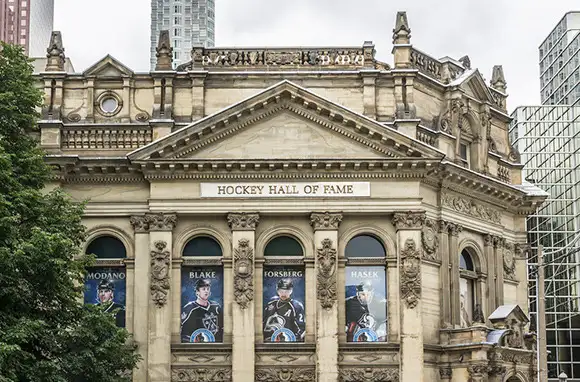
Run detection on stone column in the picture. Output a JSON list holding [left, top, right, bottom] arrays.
[[129, 215, 150, 382], [494, 237, 504, 306], [484, 234, 496, 321], [147, 213, 177, 382], [227, 212, 259, 382], [449, 223, 462, 327], [393, 211, 425, 382], [438, 221, 451, 328], [310, 212, 343, 382]]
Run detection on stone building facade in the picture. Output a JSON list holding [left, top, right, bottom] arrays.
[[36, 11, 546, 382]]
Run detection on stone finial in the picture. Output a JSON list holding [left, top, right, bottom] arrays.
[[155, 30, 173, 71], [459, 55, 471, 70], [392, 11, 411, 44], [490, 65, 507, 93], [45, 31, 65, 72]]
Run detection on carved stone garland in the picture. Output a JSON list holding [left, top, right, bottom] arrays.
[[400, 238, 421, 309], [233, 238, 254, 309], [316, 238, 337, 310], [150, 240, 171, 308], [171, 368, 232, 382], [255, 368, 316, 382], [421, 219, 439, 261], [339, 368, 399, 382]]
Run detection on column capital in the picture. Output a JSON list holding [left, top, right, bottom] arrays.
[[130, 213, 177, 233], [227, 212, 259, 231], [437, 220, 451, 234], [439, 367, 452, 380], [130, 215, 149, 233], [467, 364, 488, 380], [310, 211, 343, 231], [483, 233, 494, 247], [448, 223, 463, 237], [392, 211, 425, 230]]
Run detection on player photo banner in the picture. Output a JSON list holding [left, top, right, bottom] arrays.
[[262, 266, 306, 343], [180, 266, 224, 343], [345, 266, 387, 342], [84, 267, 126, 328]]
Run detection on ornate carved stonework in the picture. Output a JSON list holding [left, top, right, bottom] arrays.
[[130, 215, 148, 233], [473, 304, 485, 324], [422, 219, 439, 260], [439, 367, 452, 379], [448, 223, 463, 237], [146, 213, 177, 231], [483, 234, 494, 247], [400, 238, 421, 309], [487, 364, 506, 377], [467, 364, 488, 378], [339, 367, 399, 382], [171, 368, 232, 382], [310, 212, 343, 231], [392, 211, 425, 230], [441, 194, 501, 224], [150, 240, 170, 307], [503, 242, 517, 280], [255, 368, 316, 382], [233, 238, 254, 308], [227, 212, 259, 231], [316, 238, 337, 309]]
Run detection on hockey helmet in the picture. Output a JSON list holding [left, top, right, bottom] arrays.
[[195, 279, 211, 290], [277, 278, 294, 290]]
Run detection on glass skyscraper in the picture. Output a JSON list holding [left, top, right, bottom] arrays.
[[150, 0, 215, 70], [510, 105, 580, 380]]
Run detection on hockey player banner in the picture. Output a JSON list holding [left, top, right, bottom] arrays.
[[180, 266, 224, 343], [345, 266, 387, 342], [262, 266, 306, 342], [84, 267, 126, 327]]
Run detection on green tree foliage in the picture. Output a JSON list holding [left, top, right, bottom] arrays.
[[0, 43, 140, 381]]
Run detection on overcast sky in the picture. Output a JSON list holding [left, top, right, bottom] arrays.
[[54, 0, 579, 113]]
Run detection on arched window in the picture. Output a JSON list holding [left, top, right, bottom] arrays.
[[459, 249, 476, 328], [180, 236, 224, 343], [84, 235, 127, 328], [262, 236, 305, 343], [344, 234, 387, 343]]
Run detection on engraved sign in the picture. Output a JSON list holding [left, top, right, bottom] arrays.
[[201, 182, 370, 198]]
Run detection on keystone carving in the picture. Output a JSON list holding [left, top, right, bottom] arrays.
[[310, 212, 343, 231], [255, 368, 316, 382], [339, 367, 399, 382], [150, 240, 170, 307], [316, 238, 337, 310], [171, 368, 232, 382], [422, 219, 439, 260], [400, 238, 421, 309], [392, 211, 426, 230], [233, 238, 254, 309], [227, 213, 259, 231]]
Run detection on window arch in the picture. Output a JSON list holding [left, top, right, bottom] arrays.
[[459, 249, 477, 328], [344, 234, 387, 343], [262, 235, 306, 343], [84, 235, 127, 328], [180, 235, 224, 344]]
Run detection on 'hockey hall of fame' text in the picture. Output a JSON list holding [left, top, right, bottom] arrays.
[[180, 266, 224, 343], [345, 266, 387, 342]]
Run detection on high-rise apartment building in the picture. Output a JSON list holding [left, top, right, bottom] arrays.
[[0, 0, 53, 56], [150, 0, 215, 70], [510, 105, 580, 380], [539, 11, 580, 105]]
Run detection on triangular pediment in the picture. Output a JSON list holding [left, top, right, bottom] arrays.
[[456, 70, 495, 104], [129, 80, 445, 163], [83, 55, 134, 77]]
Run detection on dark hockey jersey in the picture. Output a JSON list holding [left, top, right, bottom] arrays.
[[263, 297, 305, 341], [100, 302, 125, 328], [345, 296, 387, 342], [181, 300, 223, 342]]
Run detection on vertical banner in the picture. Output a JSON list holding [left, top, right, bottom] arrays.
[[262, 266, 306, 342], [84, 267, 126, 327], [345, 266, 387, 342], [180, 266, 224, 343]]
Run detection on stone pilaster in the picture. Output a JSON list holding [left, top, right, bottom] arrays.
[[311, 212, 342, 382], [129, 215, 150, 382], [493, 236, 504, 306], [449, 223, 462, 327], [227, 212, 259, 382], [362, 70, 378, 119], [146, 213, 177, 382], [393, 211, 425, 382], [484, 234, 496, 322], [438, 220, 451, 328]]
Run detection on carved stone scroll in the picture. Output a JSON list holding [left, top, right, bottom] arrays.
[[316, 238, 337, 310], [441, 194, 501, 224], [400, 238, 421, 309], [233, 238, 254, 309], [171, 368, 232, 382], [310, 212, 343, 231], [392, 211, 426, 230], [422, 219, 439, 260], [150, 240, 170, 307], [339, 367, 399, 382], [227, 212, 259, 231], [255, 368, 316, 382]]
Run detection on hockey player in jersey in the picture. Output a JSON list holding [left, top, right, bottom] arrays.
[[345, 281, 387, 342], [263, 279, 305, 342], [96, 280, 125, 327], [181, 279, 223, 342]]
